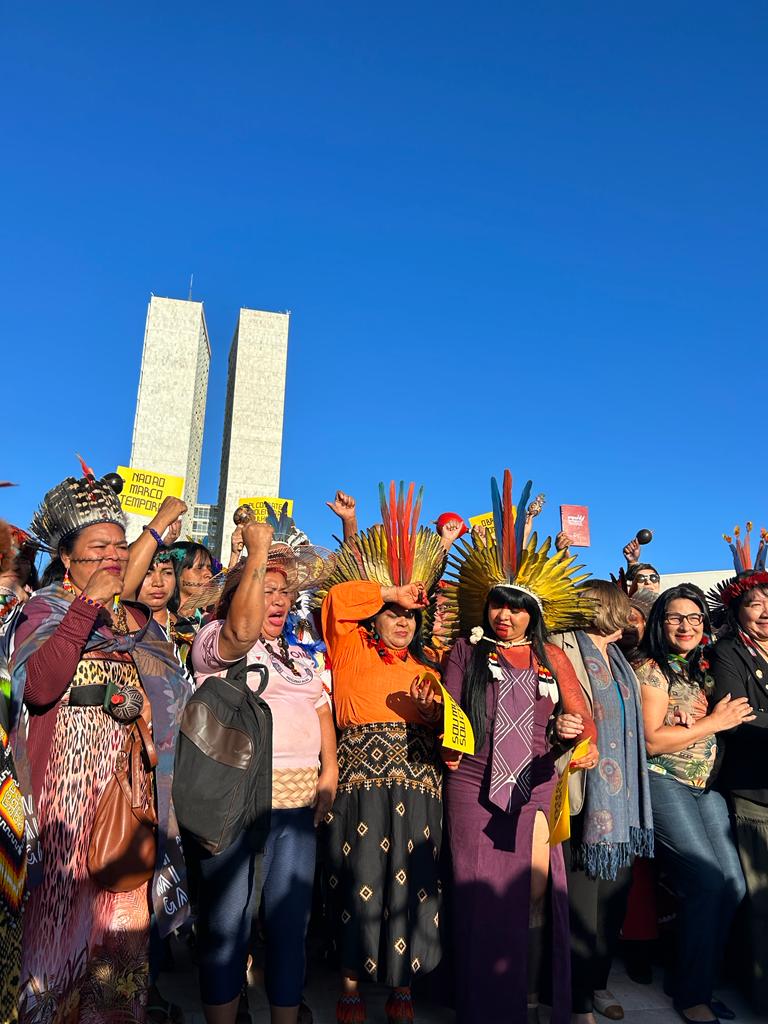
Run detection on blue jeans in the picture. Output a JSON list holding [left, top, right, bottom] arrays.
[[649, 772, 746, 1008], [187, 806, 316, 1007]]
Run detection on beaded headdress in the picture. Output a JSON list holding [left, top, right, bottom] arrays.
[[709, 522, 768, 610], [442, 469, 593, 638], [29, 463, 126, 553]]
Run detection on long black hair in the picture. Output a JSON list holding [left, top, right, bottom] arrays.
[[462, 585, 555, 750], [639, 582, 711, 688], [164, 542, 213, 614]]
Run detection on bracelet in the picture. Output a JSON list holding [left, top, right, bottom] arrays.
[[78, 593, 103, 610], [143, 527, 166, 548]]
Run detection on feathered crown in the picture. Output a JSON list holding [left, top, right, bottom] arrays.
[[314, 481, 447, 638], [709, 522, 768, 609], [443, 469, 593, 636], [30, 459, 126, 552]]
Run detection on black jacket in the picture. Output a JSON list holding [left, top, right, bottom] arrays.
[[710, 634, 768, 804]]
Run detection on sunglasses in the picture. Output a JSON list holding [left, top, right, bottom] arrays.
[[635, 573, 660, 584]]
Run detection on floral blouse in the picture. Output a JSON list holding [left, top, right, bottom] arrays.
[[636, 658, 716, 789]]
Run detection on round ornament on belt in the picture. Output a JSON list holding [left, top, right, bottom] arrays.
[[107, 686, 144, 722]]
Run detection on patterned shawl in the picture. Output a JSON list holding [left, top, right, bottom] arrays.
[[9, 585, 193, 936], [572, 633, 654, 880]]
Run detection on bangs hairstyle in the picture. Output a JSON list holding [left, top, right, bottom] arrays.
[[165, 541, 213, 614], [462, 584, 555, 751], [639, 583, 711, 687], [578, 580, 631, 635]]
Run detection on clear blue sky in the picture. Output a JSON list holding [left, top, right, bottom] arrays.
[[3, 3, 766, 576]]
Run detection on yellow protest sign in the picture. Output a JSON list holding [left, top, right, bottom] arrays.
[[468, 507, 516, 537], [548, 738, 590, 845], [237, 497, 294, 522], [422, 672, 475, 755], [117, 466, 185, 519]]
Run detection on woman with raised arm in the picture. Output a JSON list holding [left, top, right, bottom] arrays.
[[440, 470, 598, 1024], [9, 466, 192, 1024], [319, 483, 446, 1024], [190, 509, 337, 1024], [637, 583, 750, 1024]]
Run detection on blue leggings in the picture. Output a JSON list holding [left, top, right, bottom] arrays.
[[191, 806, 317, 1007]]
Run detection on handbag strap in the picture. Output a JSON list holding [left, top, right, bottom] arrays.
[[134, 715, 158, 768], [112, 721, 158, 826]]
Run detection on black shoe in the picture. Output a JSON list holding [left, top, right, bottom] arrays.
[[710, 999, 735, 1021]]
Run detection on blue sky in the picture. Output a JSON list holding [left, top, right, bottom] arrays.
[[3, 3, 766, 576]]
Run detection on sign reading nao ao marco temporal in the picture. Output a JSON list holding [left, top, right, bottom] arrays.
[[117, 465, 185, 518]]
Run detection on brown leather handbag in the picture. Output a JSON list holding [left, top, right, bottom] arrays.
[[88, 716, 159, 892]]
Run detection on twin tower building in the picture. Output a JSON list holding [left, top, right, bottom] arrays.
[[126, 295, 289, 560]]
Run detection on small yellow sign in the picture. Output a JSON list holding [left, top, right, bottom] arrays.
[[422, 672, 475, 755], [237, 497, 294, 522], [468, 507, 517, 537], [548, 738, 591, 845], [117, 466, 185, 519]]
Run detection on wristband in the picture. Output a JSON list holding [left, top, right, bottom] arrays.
[[143, 527, 166, 548], [78, 593, 103, 610]]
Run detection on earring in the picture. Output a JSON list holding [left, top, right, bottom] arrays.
[[63, 567, 70, 587]]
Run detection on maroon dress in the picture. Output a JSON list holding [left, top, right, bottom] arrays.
[[443, 640, 573, 1024]]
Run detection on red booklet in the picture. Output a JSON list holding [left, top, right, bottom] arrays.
[[560, 505, 591, 547]]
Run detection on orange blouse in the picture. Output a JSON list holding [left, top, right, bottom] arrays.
[[321, 580, 436, 729]]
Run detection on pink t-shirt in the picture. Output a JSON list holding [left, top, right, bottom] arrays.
[[192, 620, 325, 772]]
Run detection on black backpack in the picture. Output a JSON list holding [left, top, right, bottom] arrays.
[[173, 660, 272, 855]]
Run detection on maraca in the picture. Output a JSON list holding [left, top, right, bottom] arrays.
[[101, 472, 124, 495], [233, 504, 256, 526], [636, 529, 653, 545]]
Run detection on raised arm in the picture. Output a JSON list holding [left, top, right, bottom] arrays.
[[321, 580, 428, 651], [326, 490, 359, 543], [123, 496, 187, 599], [216, 522, 274, 662]]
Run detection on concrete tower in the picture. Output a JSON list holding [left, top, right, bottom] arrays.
[[127, 295, 211, 538], [214, 308, 289, 558]]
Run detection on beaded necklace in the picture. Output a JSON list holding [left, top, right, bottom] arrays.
[[261, 633, 302, 677]]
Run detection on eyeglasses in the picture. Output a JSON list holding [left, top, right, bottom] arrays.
[[664, 613, 704, 627], [635, 574, 660, 584]]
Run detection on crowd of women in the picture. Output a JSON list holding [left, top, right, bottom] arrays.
[[1, 463, 768, 1024]]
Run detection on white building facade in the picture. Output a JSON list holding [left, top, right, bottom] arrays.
[[127, 296, 211, 539], [213, 308, 289, 558]]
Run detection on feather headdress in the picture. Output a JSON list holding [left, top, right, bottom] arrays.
[[314, 481, 447, 641], [30, 462, 126, 552], [709, 522, 768, 610], [443, 469, 593, 636]]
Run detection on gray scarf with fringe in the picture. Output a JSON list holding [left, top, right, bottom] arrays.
[[572, 632, 654, 880]]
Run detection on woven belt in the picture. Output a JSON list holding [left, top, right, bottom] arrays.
[[272, 767, 318, 809]]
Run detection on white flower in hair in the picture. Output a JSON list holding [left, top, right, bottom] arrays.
[[469, 626, 484, 645]]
